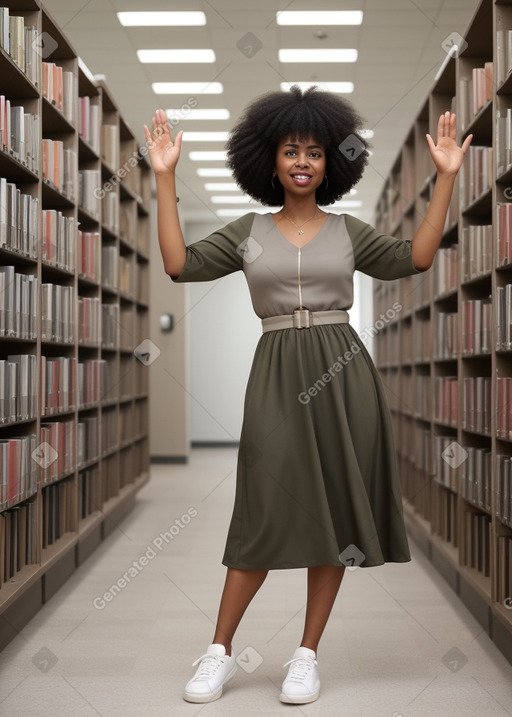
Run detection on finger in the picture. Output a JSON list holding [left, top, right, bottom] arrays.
[[156, 109, 171, 134], [461, 133, 473, 153], [145, 121, 157, 147], [436, 112, 445, 140], [425, 133, 436, 153], [448, 112, 457, 140], [443, 110, 451, 137], [174, 129, 184, 152]]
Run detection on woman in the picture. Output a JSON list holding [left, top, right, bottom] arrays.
[[143, 85, 472, 705]]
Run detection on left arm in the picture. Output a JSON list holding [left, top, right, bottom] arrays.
[[411, 111, 473, 270]]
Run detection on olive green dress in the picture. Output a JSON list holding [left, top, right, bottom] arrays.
[[171, 212, 426, 569]]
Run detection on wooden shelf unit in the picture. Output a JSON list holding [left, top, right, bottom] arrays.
[[0, 0, 150, 651], [374, 0, 512, 666]]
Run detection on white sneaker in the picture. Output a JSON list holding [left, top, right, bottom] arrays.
[[183, 643, 237, 703], [279, 646, 320, 704]]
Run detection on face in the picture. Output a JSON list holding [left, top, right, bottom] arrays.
[[274, 136, 326, 196]]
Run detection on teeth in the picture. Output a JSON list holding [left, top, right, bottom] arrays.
[[293, 175, 310, 179]]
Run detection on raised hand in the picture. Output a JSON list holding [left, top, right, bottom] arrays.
[[426, 111, 472, 176], [143, 108, 183, 175]]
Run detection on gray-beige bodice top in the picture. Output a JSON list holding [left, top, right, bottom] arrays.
[[171, 212, 426, 319]]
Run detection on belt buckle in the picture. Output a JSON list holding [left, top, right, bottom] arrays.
[[293, 308, 312, 329]]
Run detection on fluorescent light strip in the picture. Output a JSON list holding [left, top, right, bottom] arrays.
[[211, 195, 255, 204], [117, 11, 206, 26], [328, 208, 361, 216], [189, 151, 227, 160], [166, 109, 230, 120], [197, 168, 232, 177], [217, 208, 270, 217], [279, 49, 357, 63], [138, 49, 215, 63], [277, 11, 363, 25], [280, 82, 353, 93], [182, 132, 229, 142], [153, 82, 223, 94], [330, 200, 362, 208], [204, 183, 239, 191]]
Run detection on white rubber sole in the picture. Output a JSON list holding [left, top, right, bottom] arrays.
[[279, 687, 320, 704], [183, 664, 237, 703]]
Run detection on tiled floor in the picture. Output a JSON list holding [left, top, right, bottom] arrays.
[[0, 447, 511, 716]]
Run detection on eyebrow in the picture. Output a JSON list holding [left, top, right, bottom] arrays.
[[284, 143, 323, 149]]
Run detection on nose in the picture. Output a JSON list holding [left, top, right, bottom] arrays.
[[295, 155, 310, 167]]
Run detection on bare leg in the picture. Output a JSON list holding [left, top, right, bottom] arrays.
[[212, 567, 268, 656], [300, 565, 345, 655]]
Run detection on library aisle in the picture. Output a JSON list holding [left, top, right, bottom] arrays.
[[0, 447, 510, 717]]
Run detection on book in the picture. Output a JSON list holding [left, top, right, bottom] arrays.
[[0, 434, 37, 512], [496, 204, 512, 267], [101, 303, 119, 349], [78, 296, 101, 345], [100, 124, 119, 169], [8, 14, 24, 73], [462, 297, 492, 355], [461, 145, 493, 207], [78, 169, 101, 219], [78, 230, 100, 282], [0, 8, 9, 54], [41, 283, 74, 344]]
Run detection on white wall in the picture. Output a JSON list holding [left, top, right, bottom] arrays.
[[186, 220, 262, 443], [352, 271, 376, 358]]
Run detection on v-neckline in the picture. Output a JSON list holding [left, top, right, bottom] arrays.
[[268, 212, 332, 251]]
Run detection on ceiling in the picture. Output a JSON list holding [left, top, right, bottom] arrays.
[[43, 0, 480, 225]]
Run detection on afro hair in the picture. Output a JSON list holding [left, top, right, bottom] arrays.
[[225, 85, 372, 206]]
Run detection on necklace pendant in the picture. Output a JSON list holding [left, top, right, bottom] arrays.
[[298, 230, 304, 235]]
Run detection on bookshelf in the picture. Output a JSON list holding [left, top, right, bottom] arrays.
[[0, 1, 150, 650], [373, 0, 512, 665]]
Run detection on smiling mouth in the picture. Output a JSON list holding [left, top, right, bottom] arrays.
[[291, 174, 312, 179]]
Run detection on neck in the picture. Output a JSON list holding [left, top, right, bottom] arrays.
[[282, 198, 319, 221]]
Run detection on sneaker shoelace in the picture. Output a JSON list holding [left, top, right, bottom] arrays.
[[190, 654, 226, 680], [282, 656, 316, 682]]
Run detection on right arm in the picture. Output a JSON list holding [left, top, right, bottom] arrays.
[[143, 109, 186, 276]]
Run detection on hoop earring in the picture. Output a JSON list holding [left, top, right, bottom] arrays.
[[271, 171, 277, 190]]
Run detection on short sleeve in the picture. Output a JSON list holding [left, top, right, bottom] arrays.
[[170, 213, 256, 283], [344, 214, 428, 280]]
